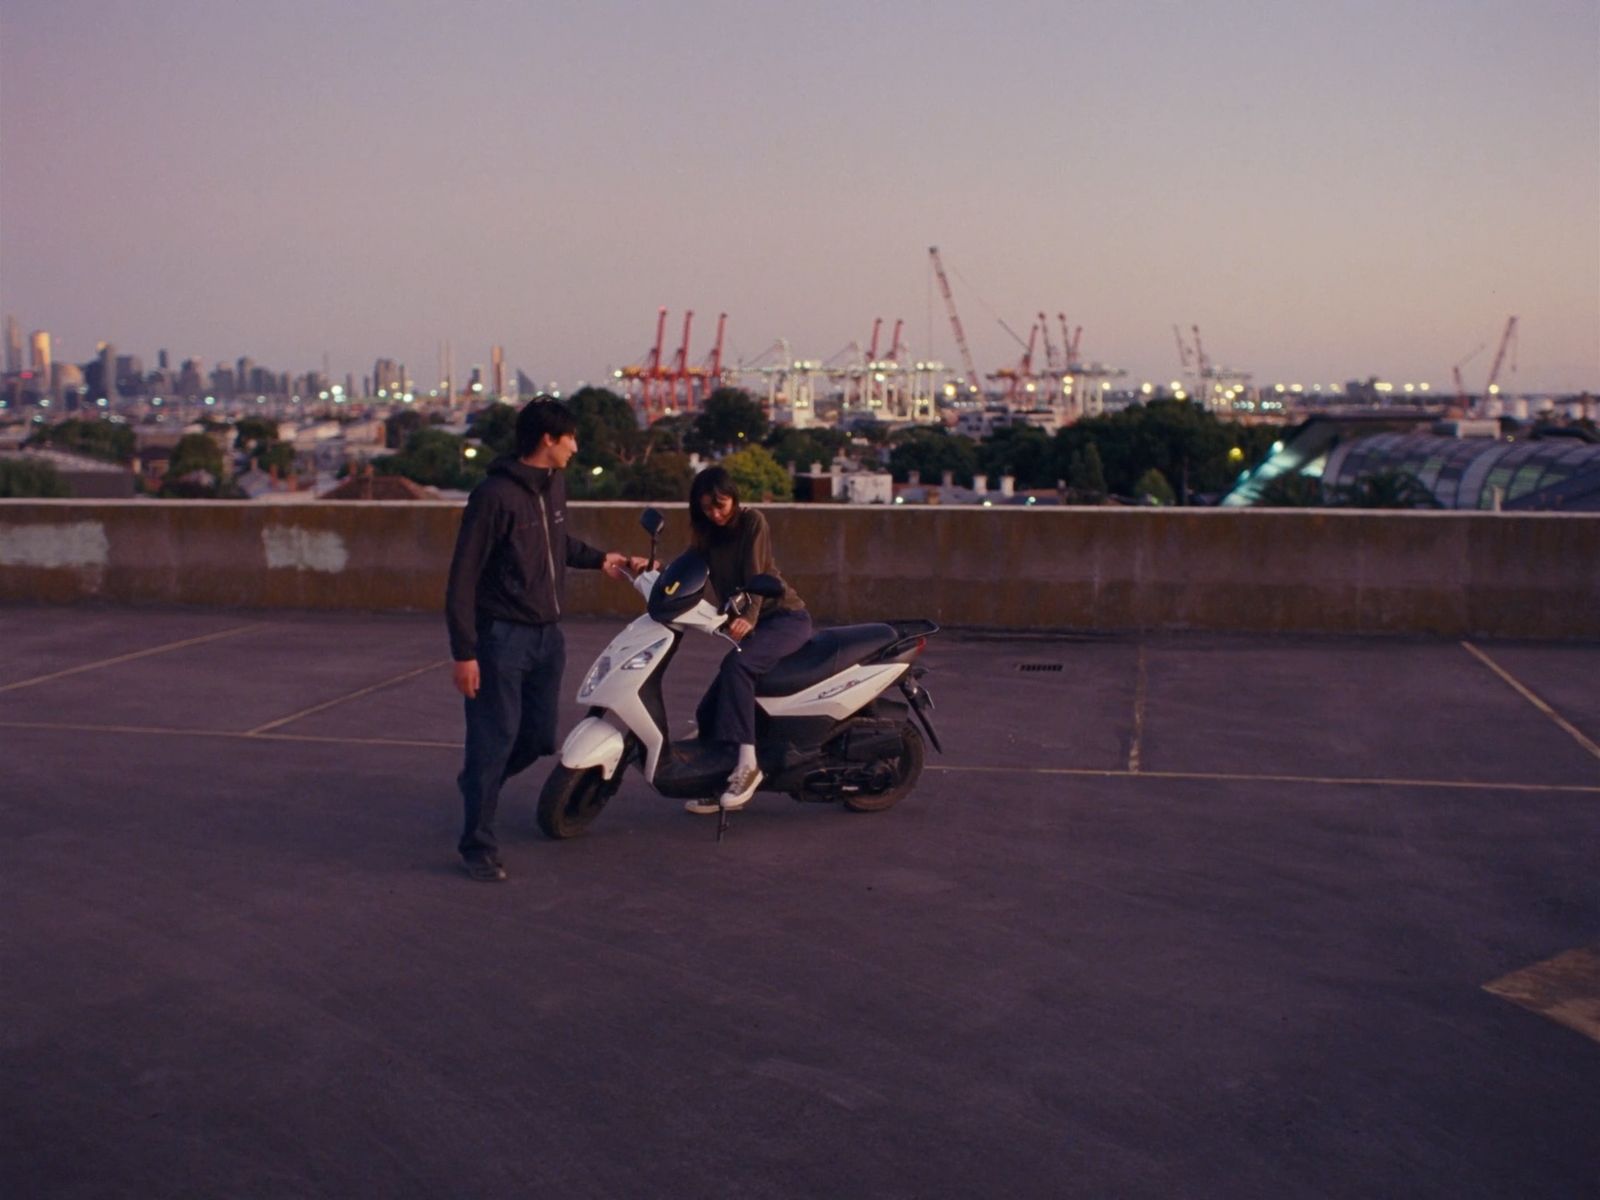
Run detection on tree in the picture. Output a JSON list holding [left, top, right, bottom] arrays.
[[567, 386, 643, 466], [621, 451, 693, 502], [692, 388, 768, 454], [977, 425, 1055, 490], [468, 402, 518, 459], [1135, 467, 1176, 505], [1330, 470, 1439, 509], [25, 418, 135, 464], [165, 433, 224, 481], [374, 429, 483, 490], [720, 445, 792, 501], [886, 427, 978, 487], [765, 426, 851, 472], [233, 417, 279, 451], [1256, 473, 1324, 507], [1066, 442, 1107, 497], [254, 442, 296, 476], [0, 458, 69, 497], [385, 408, 424, 449]]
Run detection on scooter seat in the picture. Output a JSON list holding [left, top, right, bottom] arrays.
[[755, 623, 901, 696]]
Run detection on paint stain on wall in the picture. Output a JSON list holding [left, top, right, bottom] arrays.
[[262, 526, 348, 573], [0, 522, 110, 568]]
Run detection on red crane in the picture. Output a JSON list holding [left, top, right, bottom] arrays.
[[667, 310, 695, 412], [928, 246, 981, 393], [698, 312, 727, 402], [867, 317, 883, 362], [887, 318, 906, 362], [1483, 316, 1519, 405], [1060, 314, 1082, 367], [1039, 312, 1060, 374]]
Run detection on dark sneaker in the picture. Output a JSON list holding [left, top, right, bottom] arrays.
[[461, 856, 507, 882]]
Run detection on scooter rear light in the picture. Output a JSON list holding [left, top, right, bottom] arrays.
[[912, 637, 926, 658]]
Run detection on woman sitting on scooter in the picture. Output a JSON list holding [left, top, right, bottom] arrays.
[[685, 465, 812, 814]]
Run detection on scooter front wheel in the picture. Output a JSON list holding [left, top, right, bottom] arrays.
[[537, 765, 616, 839]]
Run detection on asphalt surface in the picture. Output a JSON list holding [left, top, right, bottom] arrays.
[[3, 606, 1598, 1199]]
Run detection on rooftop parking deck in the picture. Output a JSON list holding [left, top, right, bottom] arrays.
[[3, 607, 1598, 1198]]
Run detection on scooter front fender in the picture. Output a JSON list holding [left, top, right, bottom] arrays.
[[558, 715, 627, 780]]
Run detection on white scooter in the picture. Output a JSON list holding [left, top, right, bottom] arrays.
[[537, 508, 941, 839]]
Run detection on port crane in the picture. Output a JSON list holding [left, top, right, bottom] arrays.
[[928, 246, 981, 394]]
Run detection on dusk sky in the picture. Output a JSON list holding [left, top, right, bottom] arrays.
[[3, 0, 1597, 394]]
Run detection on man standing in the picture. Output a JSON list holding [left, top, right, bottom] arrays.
[[446, 398, 643, 882]]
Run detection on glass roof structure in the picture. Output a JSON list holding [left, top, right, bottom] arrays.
[[1223, 418, 1600, 511]]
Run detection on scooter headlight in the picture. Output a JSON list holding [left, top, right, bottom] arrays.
[[578, 655, 612, 698], [621, 637, 670, 671]]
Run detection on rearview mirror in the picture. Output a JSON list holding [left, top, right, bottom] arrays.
[[640, 508, 665, 536]]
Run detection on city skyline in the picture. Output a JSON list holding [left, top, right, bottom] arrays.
[[2, 1, 1596, 394]]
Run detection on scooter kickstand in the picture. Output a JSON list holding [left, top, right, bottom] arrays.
[[716, 801, 730, 843]]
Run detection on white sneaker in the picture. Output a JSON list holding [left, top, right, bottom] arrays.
[[684, 765, 763, 815]]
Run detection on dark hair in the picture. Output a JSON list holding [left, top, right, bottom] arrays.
[[515, 398, 578, 458], [688, 465, 741, 550]]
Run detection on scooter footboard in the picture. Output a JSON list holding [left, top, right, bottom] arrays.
[[558, 715, 627, 779]]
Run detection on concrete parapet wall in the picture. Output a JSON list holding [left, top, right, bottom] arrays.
[[1, 500, 1596, 638]]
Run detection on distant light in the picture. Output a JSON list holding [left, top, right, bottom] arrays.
[[1270, 440, 1284, 454], [591, 465, 603, 475], [981, 499, 993, 508], [204, 397, 215, 406], [894, 495, 905, 504], [1140, 382, 1153, 395], [1025, 495, 1037, 505], [1419, 382, 1431, 392], [463, 446, 478, 459], [1275, 383, 1286, 393], [1228, 447, 1244, 462], [1488, 384, 1500, 395]]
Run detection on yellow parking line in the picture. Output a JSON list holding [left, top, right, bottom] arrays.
[[1127, 643, 1148, 773], [926, 763, 1600, 794], [0, 623, 270, 694], [3, 717, 1597, 794], [1483, 946, 1600, 1045], [247, 659, 451, 734], [1462, 641, 1600, 763]]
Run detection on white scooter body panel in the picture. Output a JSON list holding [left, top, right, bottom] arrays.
[[556, 713, 628, 779], [572, 612, 673, 781], [758, 662, 907, 722]]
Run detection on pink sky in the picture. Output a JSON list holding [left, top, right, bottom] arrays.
[[3, 0, 1596, 394]]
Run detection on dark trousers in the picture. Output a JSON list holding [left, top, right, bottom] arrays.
[[458, 619, 565, 860], [696, 609, 813, 747]]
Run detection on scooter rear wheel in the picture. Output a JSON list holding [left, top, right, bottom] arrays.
[[844, 724, 925, 813], [537, 765, 615, 839]]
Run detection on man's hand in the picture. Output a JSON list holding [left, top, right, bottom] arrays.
[[727, 617, 753, 642], [453, 659, 480, 699], [602, 552, 651, 581]]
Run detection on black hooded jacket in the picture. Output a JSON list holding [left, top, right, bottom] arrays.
[[445, 456, 605, 660]]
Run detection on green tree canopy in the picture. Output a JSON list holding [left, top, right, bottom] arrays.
[[720, 445, 792, 501], [0, 458, 70, 497], [1134, 467, 1176, 506], [692, 388, 769, 454], [165, 433, 224, 481], [375, 428, 483, 490], [25, 418, 135, 464], [1255, 473, 1324, 507], [1065, 442, 1107, 497], [886, 427, 979, 487], [233, 417, 279, 450], [468, 402, 518, 459], [976, 425, 1055, 490], [764, 426, 852, 472], [567, 386, 643, 466]]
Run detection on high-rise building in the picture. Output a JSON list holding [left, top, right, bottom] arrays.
[[491, 345, 505, 398], [178, 358, 206, 397], [30, 330, 51, 380], [94, 343, 119, 404], [5, 316, 21, 374], [373, 357, 402, 396], [158, 349, 169, 371]]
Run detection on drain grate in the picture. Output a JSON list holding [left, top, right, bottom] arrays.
[[1016, 662, 1064, 673]]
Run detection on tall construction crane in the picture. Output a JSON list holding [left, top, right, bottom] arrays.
[[1483, 316, 1519, 403], [1059, 315, 1082, 367], [928, 246, 981, 393]]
